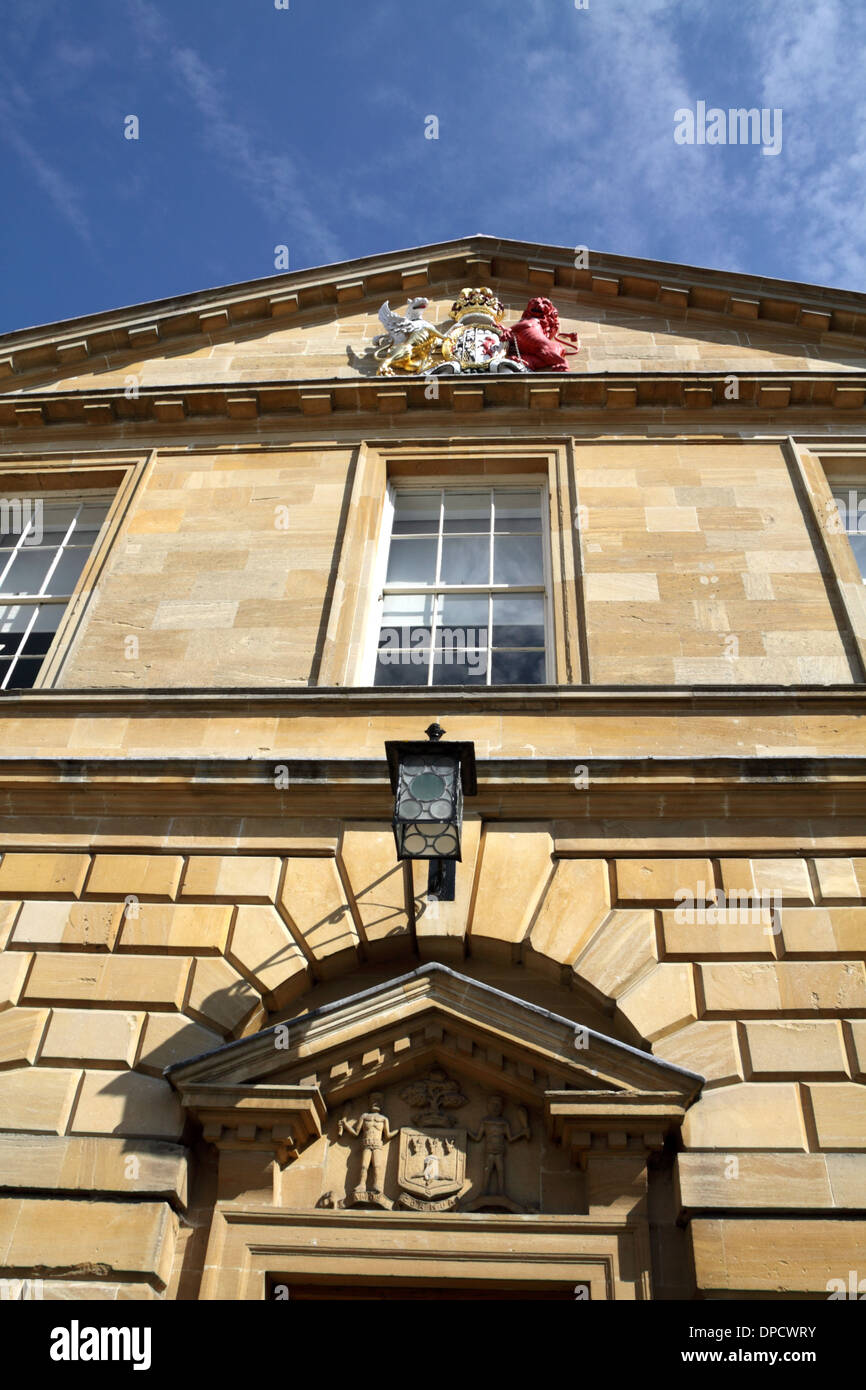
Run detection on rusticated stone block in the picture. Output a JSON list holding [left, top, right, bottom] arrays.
[[744, 1020, 847, 1077], [0, 1007, 49, 1067], [0, 854, 91, 898], [616, 858, 713, 904], [35, 1280, 161, 1301], [340, 824, 412, 957], [0, 1196, 178, 1289], [526, 858, 610, 979], [86, 854, 184, 900], [180, 855, 281, 903], [848, 1020, 866, 1078], [681, 1082, 807, 1150], [117, 903, 232, 954], [186, 955, 260, 1033], [690, 1217, 866, 1292], [70, 1069, 184, 1140], [719, 857, 814, 903], [805, 1083, 866, 1149], [0, 1066, 81, 1134], [0, 1132, 189, 1205], [412, 818, 481, 962], [617, 962, 697, 1043], [780, 906, 866, 955], [676, 1153, 832, 1211], [0, 953, 31, 1010], [662, 908, 775, 958], [813, 858, 866, 901], [23, 953, 191, 1010], [136, 1013, 223, 1075], [227, 904, 310, 1001], [278, 857, 358, 977], [700, 961, 866, 1014], [42, 1009, 144, 1067], [469, 827, 552, 960], [11, 900, 124, 950], [0, 902, 20, 949], [655, 1021, 742, 1085], [573, 908, 657, 999]]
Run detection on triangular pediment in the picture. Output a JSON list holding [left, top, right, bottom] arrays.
[[3, 236, 864, 400], [167, 963, 702, 1109]]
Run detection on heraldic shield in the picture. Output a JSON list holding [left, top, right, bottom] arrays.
[[397, 1126, 468, 1211]]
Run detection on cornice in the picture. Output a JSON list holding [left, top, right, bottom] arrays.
[[1, 371, 864, 438], [1, 234, 864, 388], [0, 755, 863, 822], [0, 684, 864, 712]]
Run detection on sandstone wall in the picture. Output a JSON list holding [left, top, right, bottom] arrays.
[[1, 835, 864, 1297]]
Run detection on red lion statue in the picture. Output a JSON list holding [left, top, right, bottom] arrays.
[[503, 297, 580, 372]]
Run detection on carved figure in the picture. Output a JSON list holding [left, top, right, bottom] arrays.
[[338, 1092, 398, 1195], [468, 1095, 530, 1196], [501, 296, 580, 371], [372, 298, 446, 375]]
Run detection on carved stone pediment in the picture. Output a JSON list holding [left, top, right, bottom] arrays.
[[167, 965, 702, 1209]]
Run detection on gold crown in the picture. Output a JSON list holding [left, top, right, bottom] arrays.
[[449, 286, 505, 322]]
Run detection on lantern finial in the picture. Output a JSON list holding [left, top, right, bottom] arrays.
[[425, 722, 445, 742]]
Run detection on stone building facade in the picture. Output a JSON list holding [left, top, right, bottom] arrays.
[[0, 236, 864, 1300]]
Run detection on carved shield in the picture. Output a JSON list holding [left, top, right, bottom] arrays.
[[398, 1126, 467, 1200], [444, 323, 508, 372]]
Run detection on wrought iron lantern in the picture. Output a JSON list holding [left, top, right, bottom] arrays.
[[385, 723, 477, 900]]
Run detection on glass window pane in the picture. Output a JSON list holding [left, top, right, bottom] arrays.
[[19, 626, 56, 659], [494, 490, 542, 532], [74, 501, 111, 528], [382, 593, 434, 624], [439, 593, 488, 625], [0, 659, 12, 690], [492, 595, 546, 647], [6, 657, 42, 689], [833, 491, 866, 578], [493, 534, 544, 585], [386, 538, 437, 584], [37, 502, 80, 540], [391, 492, 440, 535], [432, 651, 488, 685], [0, 604, 38, 655], [441, 536, 489, 585], [32, 603, 62, 632], [67, 530, 102, 551], [438, 593, 489, 652], [442, 492, 490, 534], [0, 547, 55, 595], [46, 548, 89, 595], [374, 652, 430, 686], [490, 650, 546, 684], [850, 533, 866, 577]]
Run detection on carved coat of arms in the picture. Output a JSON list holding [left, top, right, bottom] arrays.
[[397, 1127, 468, 1211]]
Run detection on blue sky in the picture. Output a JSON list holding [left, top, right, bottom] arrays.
[[1, 0, 864, 333]]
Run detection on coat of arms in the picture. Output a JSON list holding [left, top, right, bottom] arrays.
[[397, 1126, 468, 1210], [394, 1067, 470, 1211], [367, 289, 579, 377]]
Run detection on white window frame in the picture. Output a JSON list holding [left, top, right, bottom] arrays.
[[0, 488, 114, 690], [361, 476, 554, 686]]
